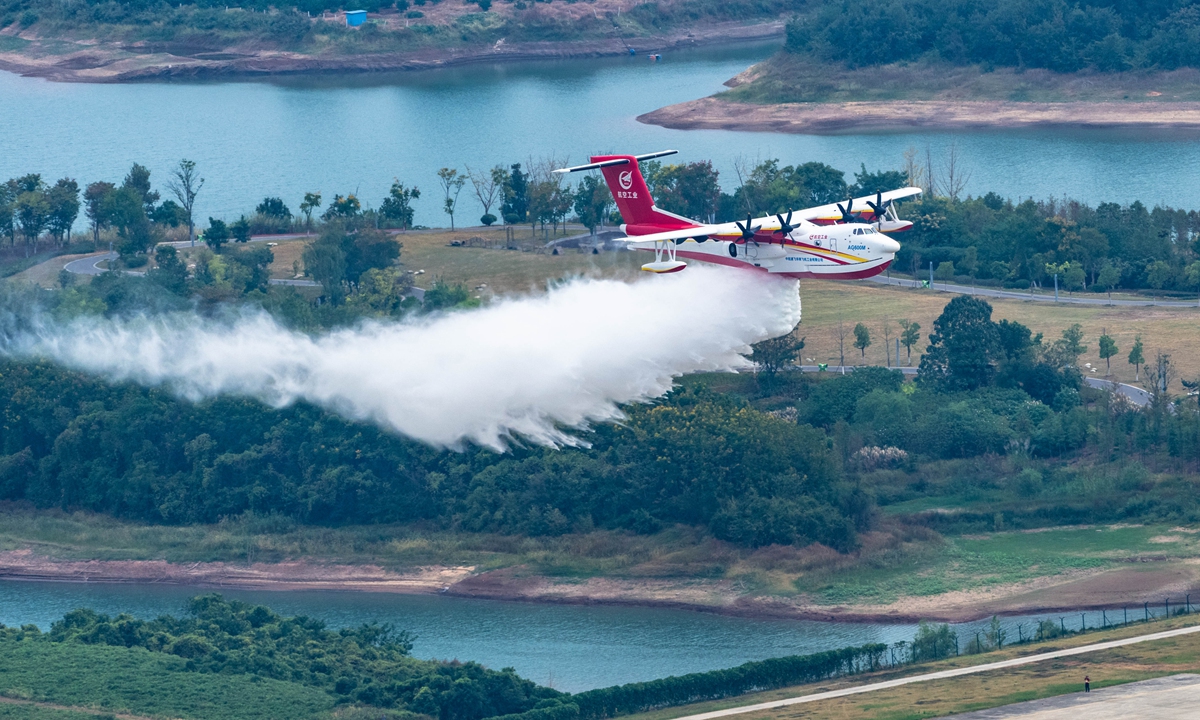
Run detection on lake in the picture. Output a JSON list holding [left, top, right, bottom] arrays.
[[0, 579, 1127, 692], [3, 43, 1200, 230]]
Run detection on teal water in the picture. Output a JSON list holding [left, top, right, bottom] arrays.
[[0, 579, 1121, 692], [3, 43, 1200, 230]]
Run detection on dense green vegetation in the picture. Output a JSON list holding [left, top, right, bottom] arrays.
[[0, 0, 799, 54], [0, 317, 859, 550], [786, 0, 1200, 72]]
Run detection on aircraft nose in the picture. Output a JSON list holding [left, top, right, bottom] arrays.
[[878, 236, 900, 254]]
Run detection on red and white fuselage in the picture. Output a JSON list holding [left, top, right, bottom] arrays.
[[555, 151, 920, 279]]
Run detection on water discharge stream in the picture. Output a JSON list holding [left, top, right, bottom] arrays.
[[3, 267, 799, 448]]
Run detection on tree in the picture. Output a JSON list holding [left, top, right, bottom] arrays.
[[1146, 259, 1172, 301], [572, 175, 612, 235], [882, 319, 893, 367], [750, 328, 804, 382], [256, 197, 291, 219], [849, 164, 908, 197], [14, 179, 49, 253], [1098, 329, 1118, 375], [918, 296, 1002, 391], [46, 178, 80, 246], [853, 322, 872, 358], [437, 168, 466, 231], [500, 163, 528, 226], [653, 161, 721, 221], [935, 261, 955, 283], [302, 226, 401, 303], [899, 319, 920, 364], [466, 165, 502, 225], [1096, 261, 1121, 303], [151, 200, 184, 227], [230, 216, 252, 243], [379, 180, 420, 231], [203, 218, 230, 251], [150, 244, 189, 295], [83, 181, 115, 245], [122, 163, 159, 214], [0, 180, 15, 247], [1186, 261, 1200, 306], [166, 159, 203, 246], [1128, 335, 1145, 381], [299, 192, 322, 232], [1063, 262, 1086, 293], [1053, 324, 1087, 365], [322, 194, 361, 221]]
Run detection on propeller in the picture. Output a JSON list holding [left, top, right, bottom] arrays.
[[865, 191, 892, 226], [836, 198, 857, 224], [734, 214, 760, 242], [774, 211, 796, 237]]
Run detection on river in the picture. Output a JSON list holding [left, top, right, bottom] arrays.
[[4, 43, 1200, 230], [0, 579, 1133, 693]]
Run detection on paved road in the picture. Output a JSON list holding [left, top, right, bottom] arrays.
[[794, 365, 1151, 407], [670, 624, 1200, 720], [62, 251, 118, 276], [945, 673, 1200, 719], [61, 249, 319, 286], [869, 275, 1200, 308]]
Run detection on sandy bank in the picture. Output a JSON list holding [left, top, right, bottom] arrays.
[[5, 549, 1198, 624], [638, 96, 1200, 133], [0, 21, 781, 84], [0, 548, 471, 593]]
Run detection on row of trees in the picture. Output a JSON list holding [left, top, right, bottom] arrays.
[[0, 160, 203, 264], [0, 175, 80, 255], [787, 0, 1200, 72]]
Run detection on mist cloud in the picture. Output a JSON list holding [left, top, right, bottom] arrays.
[[6, 266, 800, 449]]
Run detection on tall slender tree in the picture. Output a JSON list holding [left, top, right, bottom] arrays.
[[166, 159, 204, 247]]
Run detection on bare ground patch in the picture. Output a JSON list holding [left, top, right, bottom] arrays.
[[638, 96, 1200, 133]]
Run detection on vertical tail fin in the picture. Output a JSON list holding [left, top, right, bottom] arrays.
[[554, 152, 699, 235]]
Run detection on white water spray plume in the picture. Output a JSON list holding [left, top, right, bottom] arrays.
[[7, 266, 799, 449]]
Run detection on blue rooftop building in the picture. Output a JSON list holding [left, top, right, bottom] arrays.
[[345, 10, 367, 26]]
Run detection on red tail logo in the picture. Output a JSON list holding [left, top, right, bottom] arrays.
[[590, 154, 698, 235]]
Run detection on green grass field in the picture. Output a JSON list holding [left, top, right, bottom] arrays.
[[0, 638, 336, 720]]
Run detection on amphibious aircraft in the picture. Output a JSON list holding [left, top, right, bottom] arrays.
[[554, 151, 921, 277]]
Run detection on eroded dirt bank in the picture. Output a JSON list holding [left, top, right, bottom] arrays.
[[638, 96, 1200, 133], [0, 21, 781, 83], [5, 549, 1198, 624]]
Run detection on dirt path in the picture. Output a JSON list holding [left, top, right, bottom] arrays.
[[6, 549, 1199, 624], [638, 96, 1200, 133], [0, 21, 781, 83]]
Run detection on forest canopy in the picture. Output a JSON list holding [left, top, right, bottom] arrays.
[[786, 0, 1200, 71]]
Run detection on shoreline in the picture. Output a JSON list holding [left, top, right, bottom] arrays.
[[4, 550, 1196, 625], [0, 21, 781, 84], [637, 96, 1200, 133]]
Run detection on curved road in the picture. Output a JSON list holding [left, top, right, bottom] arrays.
[[61, 247, 317, 286]]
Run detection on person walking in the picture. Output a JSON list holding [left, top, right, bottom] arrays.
[[1084, 675, 1091, 693]]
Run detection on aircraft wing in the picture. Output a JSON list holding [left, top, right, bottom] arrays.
[[792, 187, 923, 222], [620, 223, 744, 245]]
